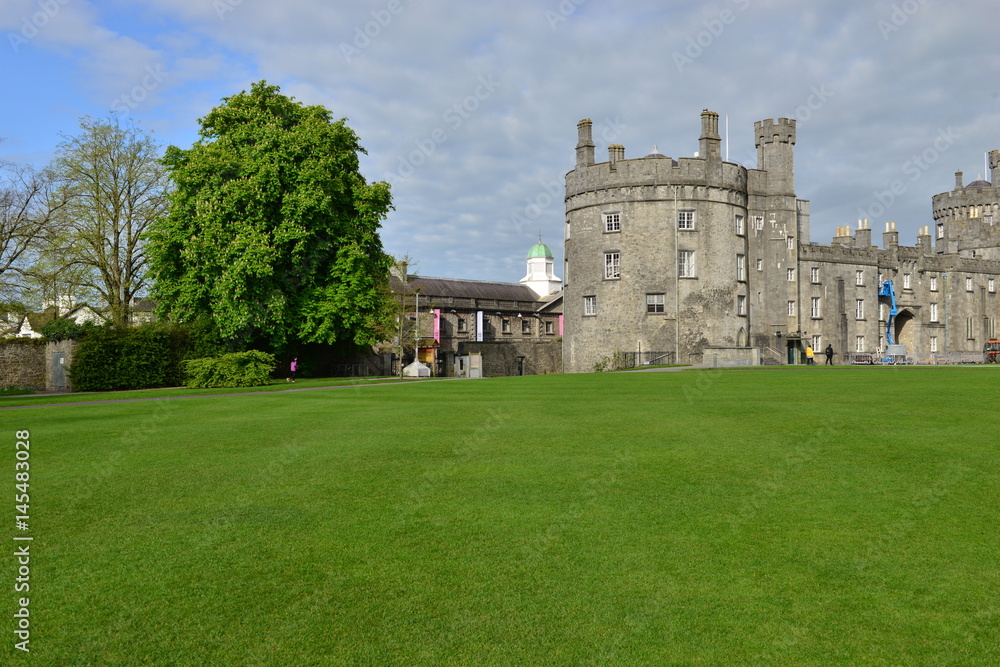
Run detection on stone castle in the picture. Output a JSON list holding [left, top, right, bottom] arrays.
[[562, 110, 1000, 371]]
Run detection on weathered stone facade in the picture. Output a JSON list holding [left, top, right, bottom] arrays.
[[462, 339, 562, 376], [563, 110, 1000, 370], [390, 253, 562, 377]]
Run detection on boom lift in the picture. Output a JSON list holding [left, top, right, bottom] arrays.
[[878, 279, 907, 363], [878, 280, 897, 346]]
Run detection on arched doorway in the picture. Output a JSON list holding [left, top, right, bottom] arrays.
[[895, 309, 916, 352]]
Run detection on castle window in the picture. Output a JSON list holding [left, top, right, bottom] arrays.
[[604, 212, 620, 233], [521, 319, 532, 335], [966, 277, 973, 292], [856, 270, 864, 286], [678, 251, 695, 278], [903, 273, 911, 290], [646, 294, 665, 313], [737, 254, 746, 281], [811, 297, 821, 318], [545, 320, 555, 335], [856, 335, 865, 352], [856, 299, 865, 320], [583, 296, 596, 316], [967, 318, 975, 340], [457, 316, 467, 333], [812, 335, 821, 350], [756, 258, 763, 272], [937, 223, 944, 239], [787, 268, 795, 282], [678, 211, 695, 230], [990, 278, 995, 293], [930, 303, 938, 322], [986, 215, 994, 225], [501, 318, 512, 334], [930, 276, 938, 292], [787, 300, 795, 317], [990, 318, 998, 338], [753, 216, 764, 230], [786, 237, 795, 250], [737, 295, 746, 316], [930, 336, 938, 353], [735, 215, 745, 235], [604, 252, 620, 280], [810, 267, 819, 283]]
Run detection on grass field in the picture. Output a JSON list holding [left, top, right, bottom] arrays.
[[6, 367, 1000, 664]]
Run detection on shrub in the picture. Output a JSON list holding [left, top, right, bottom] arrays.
[[593, 351, 627, 372], [184, 350, 276, 388], [40, 318, 90, 342]]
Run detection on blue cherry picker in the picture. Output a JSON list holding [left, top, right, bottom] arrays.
[[878, 279, 905, 363]]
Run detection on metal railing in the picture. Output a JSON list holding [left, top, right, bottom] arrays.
[[330, 363, 373, 377], [621, 351, 676, 367], [932, 352, 985, 365]]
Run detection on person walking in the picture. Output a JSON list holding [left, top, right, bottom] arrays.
[[805, 345, 815, 365], [825, 344, 834, 365], [287, 357, 298, 382]]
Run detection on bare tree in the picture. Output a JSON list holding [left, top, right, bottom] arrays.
[[50, 116, 169, 327], [0, 160, 66, 302]]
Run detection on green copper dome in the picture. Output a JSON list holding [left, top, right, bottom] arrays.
[[528, 242, 553, 259]]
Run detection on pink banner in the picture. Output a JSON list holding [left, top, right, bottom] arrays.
[[558, 315, 563, 336], [433, 309, 441, 342]]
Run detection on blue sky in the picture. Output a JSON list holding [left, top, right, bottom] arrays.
[[2, 0, 999, 283]]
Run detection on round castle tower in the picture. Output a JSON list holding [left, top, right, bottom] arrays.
[[932, 151, 1000, 259], [562, 110, 804, 371]]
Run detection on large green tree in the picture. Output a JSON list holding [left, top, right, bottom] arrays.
[[147, 81, 395, 351]]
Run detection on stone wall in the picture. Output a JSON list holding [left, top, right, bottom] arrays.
[[462, 339, 562, 377], [0, 339, 45, 390]]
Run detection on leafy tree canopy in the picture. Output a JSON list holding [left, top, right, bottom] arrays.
[[148, 81, 394, 351]]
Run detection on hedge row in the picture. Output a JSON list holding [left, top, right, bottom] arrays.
[[68, 320, 227, 392]]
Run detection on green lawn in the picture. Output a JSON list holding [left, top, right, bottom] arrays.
[[0, 375, 432, 408], [8, 367, 1000, 664]]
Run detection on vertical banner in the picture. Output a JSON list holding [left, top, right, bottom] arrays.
[[558, 314, 564, 336], [476, 311, 484, 342], [433, 309, 441, 343]]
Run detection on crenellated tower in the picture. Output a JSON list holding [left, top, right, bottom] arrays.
[[754, 117, 796, 196]]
